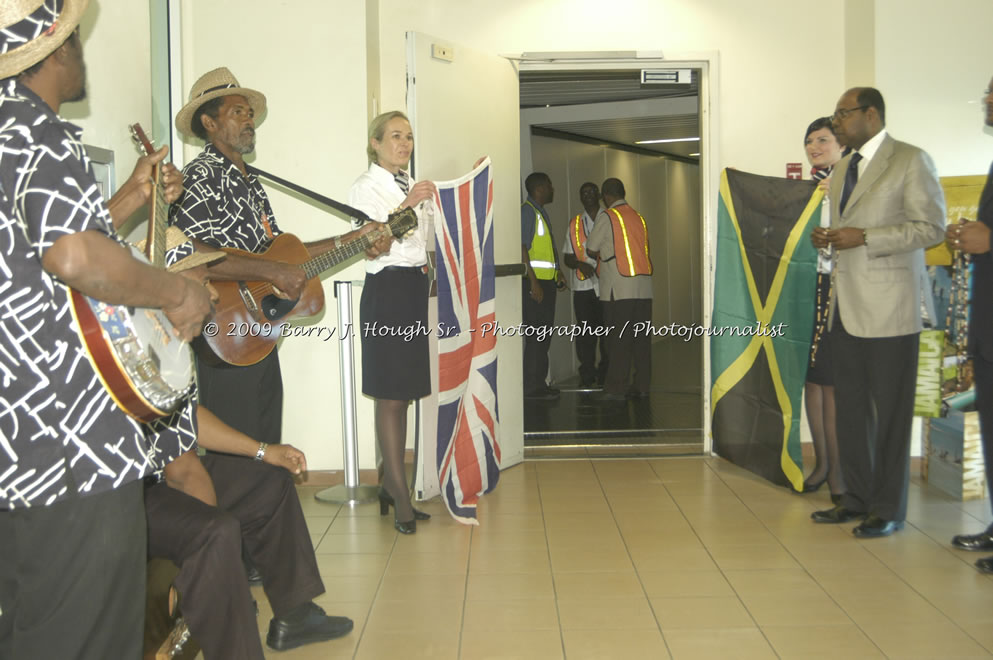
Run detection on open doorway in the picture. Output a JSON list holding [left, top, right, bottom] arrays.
[[518, 66, 706, 457]]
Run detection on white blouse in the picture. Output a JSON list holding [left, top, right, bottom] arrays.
[[348, 163, 434, 275]]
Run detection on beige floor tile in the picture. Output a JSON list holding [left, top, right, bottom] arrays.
[[651, 596, 754, 630], [353, 631, 459, 660], [761, 624, 885, 659], [383, 551, 469, 576], [664, 627, 775, 660], [706, 543, 801, 571], [722, 568, 825, 598], [549, 546, 634, 573], [468, 548, 552, 574], [629, 543, 718, 572], [325, 515, 393, 535], [315, 553, 389, 577], [459, 629, 564, 660], [461, 598, 559, 630], [304, 515, 336, 536], [473, 513, 545, 532], [639, 569, 735, 598], [606, 494, 682, 512], [364, 598, 463, 633], [558, 596, 658, 630], [313, 574, 382, 603], [737, 592, 851, 627], [315, 532, 397, 554], [542, 511, 617, 532], [961, 622, 993, 654], [860, 620, 990, 657], [561, 629, 670, 660], [388, 527, 473, 554], [470, 529, 548, 551], [376, 572, 466, 601], [553, 571, 645, 600], [465, 571, 555, 600]]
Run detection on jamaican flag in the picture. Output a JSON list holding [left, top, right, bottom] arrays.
[[711, 169, 823, 490]]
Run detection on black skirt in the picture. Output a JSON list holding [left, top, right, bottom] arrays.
[[807, 272, 833, 386], [359, 267, 431, 400]]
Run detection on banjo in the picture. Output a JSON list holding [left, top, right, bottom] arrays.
[[69, 124, 194, 422]]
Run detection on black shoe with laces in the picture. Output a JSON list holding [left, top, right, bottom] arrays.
[[266, 602, 353, 651]]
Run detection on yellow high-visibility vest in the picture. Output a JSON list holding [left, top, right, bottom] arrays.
[[525, 201, 557, 280], [607, 204, 653, 277]]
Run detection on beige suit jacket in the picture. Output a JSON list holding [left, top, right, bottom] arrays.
[[827, 134, 945, 338]]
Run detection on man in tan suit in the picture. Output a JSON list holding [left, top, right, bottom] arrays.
[[810, 87, 945, 537]]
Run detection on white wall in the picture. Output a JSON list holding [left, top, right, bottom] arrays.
[[179, 0, 374, 470], [376, 0, 848, 178], [874, 0, 993, 177], [64, 0, 153, 192]]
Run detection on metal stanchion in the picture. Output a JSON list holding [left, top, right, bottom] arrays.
[[316, 281, 379, 505]]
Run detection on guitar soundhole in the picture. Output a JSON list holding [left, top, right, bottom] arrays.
[[261, 294, 298, 321]]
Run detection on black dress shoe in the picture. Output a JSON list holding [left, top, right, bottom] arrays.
[[266, 602, 353, 651], [852, 516, 904, 538], [810, 505, 866, 524], [974, 556, 993, 573], [951, 530, 993, 552]]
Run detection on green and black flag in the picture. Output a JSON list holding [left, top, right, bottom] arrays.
[[711, 169, 823, 490]]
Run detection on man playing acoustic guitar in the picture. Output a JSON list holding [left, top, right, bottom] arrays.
[[169, 67, 392, 451]]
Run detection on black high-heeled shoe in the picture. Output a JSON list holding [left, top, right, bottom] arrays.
[[378, 490, 429, 535], [802, 475, 828, 493]]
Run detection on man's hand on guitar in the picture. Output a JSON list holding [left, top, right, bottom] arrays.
[[162, 276, 214, 342], [356, 222, 393, 259], [264, 443, 308, 475], [402, 180, 437, 209], [160, 161, 184, 205], [267, 262, 308, 300]]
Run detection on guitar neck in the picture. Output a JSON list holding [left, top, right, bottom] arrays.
[[301, 230, 380, 279], [145, 168, 170, 268]]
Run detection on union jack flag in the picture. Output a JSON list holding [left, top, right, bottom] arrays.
[[433, 158, 500, 524]]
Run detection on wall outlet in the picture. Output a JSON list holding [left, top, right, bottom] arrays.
[[432, 43, 454, 62]]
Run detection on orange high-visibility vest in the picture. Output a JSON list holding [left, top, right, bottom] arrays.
[[569, 213, 599, 280], [606, 204, 653, 277]]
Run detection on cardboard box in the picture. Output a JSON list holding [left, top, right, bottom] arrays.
[[923, 413, 987, 500]]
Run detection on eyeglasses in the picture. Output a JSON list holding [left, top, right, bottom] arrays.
[[832, 105, 868, 121]]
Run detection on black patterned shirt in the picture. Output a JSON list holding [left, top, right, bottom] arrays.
[[0, 79, 198, 508], [169, 143, 281, 254]]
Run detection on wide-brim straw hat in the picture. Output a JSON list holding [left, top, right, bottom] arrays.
[[0, 0, 89, 79], [137, 226, 225, 273], [175, 67, 267, 138]]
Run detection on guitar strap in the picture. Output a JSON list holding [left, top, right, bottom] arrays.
[[246, 165, 373, 225]]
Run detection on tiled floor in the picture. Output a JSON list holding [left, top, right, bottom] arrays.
[[248, 457, 993, 659]]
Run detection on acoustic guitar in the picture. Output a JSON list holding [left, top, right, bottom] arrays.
[[68, 124, 194, 422], [204, 208, 418, 366]]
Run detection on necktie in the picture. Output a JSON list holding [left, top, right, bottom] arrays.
[[839, 152, 862, 214], [811, 166, 831, 181], [394, 170, 410, 194]]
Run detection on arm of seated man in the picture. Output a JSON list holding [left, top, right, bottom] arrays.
[[163, 450, 218, 506], [197, 406, 307, 476]]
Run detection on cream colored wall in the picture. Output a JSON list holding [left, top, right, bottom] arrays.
[[64, 0, 153, 192], [376, 0, 847, 178], [874, 0, 993, 177], [179, 0, 374, 470]]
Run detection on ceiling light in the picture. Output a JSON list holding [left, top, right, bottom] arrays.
[[635, 137, 700, 145], [689, 153, 700, 157]]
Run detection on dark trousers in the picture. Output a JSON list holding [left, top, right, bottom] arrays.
[[832, 313, 919, 521], [523, 279, 558, 394], [0, 481, 146, 660], [198, 349, 283, 445], [145, 454, 324, 660], [973, 354, 993, 518], [574, 289, 607, 385], [602, 297, 653, 396]]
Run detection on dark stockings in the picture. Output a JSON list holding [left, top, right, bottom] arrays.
[[804, 382, 845, 495], [376, 398, 414, 523]]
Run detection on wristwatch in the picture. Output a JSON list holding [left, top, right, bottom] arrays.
[[255, 442, 268, 461]]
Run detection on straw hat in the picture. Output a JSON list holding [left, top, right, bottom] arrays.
[[175, 67, 267, 138], [137, 226, 225, 273], [0, 0, 89, 79]]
